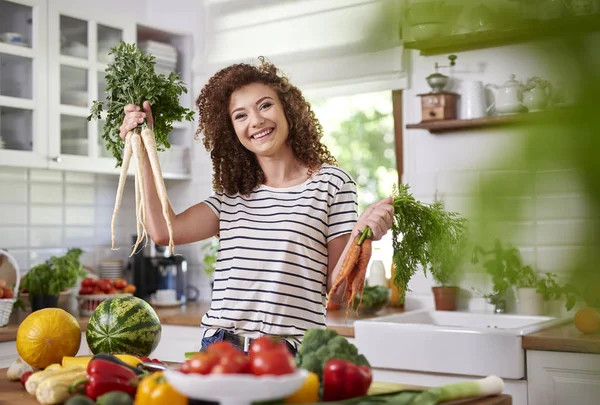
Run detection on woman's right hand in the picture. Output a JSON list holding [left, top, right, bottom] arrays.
[[119, 101, 154, 140]]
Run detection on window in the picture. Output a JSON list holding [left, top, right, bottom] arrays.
[[311, 90, 402, 278]]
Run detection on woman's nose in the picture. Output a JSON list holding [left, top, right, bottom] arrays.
[[250, 112, 265, 127]]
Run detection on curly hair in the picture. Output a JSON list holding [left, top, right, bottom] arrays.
[[195, 57, 337, 196]]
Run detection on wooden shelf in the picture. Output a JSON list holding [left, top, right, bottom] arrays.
[[406, 111, 548, 133], [404, 14, 600, 56]]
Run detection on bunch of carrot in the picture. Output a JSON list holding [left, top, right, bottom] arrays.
[[328, 227, 373, 317]]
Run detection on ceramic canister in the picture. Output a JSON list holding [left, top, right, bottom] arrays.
[[459, 80, 487, 119]]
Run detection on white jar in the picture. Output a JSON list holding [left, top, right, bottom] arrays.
[[368, 260, 388, 288]]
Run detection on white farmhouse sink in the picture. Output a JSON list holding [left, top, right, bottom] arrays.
[[354, 309, 568, 379]]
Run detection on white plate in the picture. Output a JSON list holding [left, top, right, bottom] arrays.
[[164, 368, 308, 405]]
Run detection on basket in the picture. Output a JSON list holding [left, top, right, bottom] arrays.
[[77, 293, 133, 316], [0, 249, 20, 327]]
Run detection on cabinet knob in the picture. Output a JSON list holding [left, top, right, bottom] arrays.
[[52, 156, 62, 163]]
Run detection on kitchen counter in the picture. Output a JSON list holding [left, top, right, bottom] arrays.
[[522, 322, 600, 354], [0, 369, 512, 405], [0, 302, 404, 342]]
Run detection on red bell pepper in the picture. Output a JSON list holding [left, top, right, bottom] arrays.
[[322, 359, 373, 401], [71, 358, 140, 400]]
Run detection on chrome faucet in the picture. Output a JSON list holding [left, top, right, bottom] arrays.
[[485, 293, 507, 314]]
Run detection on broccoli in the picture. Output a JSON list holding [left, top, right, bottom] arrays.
[[297, 329, 370, 381]]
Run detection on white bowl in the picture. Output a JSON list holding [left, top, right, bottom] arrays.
[[164, 368, 309, 405]]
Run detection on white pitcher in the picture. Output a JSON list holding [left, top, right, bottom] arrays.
[[459, 80, 487, 119]]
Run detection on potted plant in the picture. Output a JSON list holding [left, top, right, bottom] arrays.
[[471, 239, 525, 313], [390, 185, 468, 309], [426, 199, 469, 311], [19, 248, 86, 312], [515, 265, 545, 315], [536, 272, 579, 317]]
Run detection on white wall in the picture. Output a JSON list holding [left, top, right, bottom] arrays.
[[401, 37, 592, 312]]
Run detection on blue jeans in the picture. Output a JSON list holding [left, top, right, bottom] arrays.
[[200, 329, 226, 352]]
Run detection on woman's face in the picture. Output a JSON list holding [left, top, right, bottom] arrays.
[[228, 82, 290, 158]]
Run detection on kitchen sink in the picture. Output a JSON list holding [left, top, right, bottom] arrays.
[[354, 309, 568, 379]]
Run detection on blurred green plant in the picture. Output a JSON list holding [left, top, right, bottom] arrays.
[[200, 237, 219, 277]]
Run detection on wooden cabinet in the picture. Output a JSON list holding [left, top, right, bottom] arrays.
[[0, 0, 194, 179], [527, 350, 600, 405]]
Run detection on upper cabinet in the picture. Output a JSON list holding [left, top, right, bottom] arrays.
[[47, 0, 135, 174], [0, 0, 194, 179], [0, 0, 48, 168]]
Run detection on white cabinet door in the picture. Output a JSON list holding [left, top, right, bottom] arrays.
[[47, 0, 136, 175], [0, 0, 48, 169], [150, 325, 204, 363], [527, 350, 600, 405]]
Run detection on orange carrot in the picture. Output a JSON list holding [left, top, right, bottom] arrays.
[[347, 238, 372, 315], [328, 234, 361, 298]]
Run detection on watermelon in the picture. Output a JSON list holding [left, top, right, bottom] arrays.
[[86, 296, 162, 356]]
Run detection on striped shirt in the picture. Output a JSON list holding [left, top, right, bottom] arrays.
[[200, 164, 358, 346]]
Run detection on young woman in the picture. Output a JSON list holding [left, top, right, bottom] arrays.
[[120, 58, 395, 353]]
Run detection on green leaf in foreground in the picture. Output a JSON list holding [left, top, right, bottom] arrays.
[[88, 42, 195, 167]]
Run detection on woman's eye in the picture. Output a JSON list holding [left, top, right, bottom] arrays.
[[234, 113, 246, 120], [260, 103, 272, 110]]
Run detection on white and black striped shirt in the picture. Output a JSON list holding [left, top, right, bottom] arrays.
[[200, 165, 358, 345]]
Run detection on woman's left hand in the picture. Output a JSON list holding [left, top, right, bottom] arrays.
[[353, 196, 394, 241]]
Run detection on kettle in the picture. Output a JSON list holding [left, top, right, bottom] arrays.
[[523, 77, 553, 112], [486, 74, 527, 115]]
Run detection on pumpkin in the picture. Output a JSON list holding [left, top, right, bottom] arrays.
[[16, 308, 81, 369]]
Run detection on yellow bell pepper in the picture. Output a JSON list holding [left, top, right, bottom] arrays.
[[285, 371, 319, 404], [134, 371, 187, 405]]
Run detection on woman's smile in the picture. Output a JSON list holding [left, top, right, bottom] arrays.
[[251, 127, 275, 142]]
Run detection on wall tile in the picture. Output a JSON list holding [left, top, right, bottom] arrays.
[[435, 171, 479, 196], [30, 206, 63, 225], [535, 170, 585, 195], [485, 221, 536, 246], [96, 184, 119, 206], [65, 227, 95, 244], [536, 246, 587, 272], [0, 204, 27, 225], [480, 170, 535, 197], [0, 181, 27, 203], [31, 183, 63, 204], [29, 228, 63, 248], [536, 220, 587, 245], [0, 227, 27, 248], [536, 195, 591, 219], [66, 185, 95, 205], [30, 169, 63, 183], [29, 249, 67, 267], [65, 207, 95, 226]]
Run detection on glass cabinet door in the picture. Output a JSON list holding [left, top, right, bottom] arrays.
[[0, 0, 47, 167], [48, 0, 135, 172]]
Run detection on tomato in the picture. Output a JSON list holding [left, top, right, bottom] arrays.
[[249, 336, 287, 359], [188, 352, 220, 375], [0, 288, 4, 299], [211, 352, 251, 374], [250, 348, 296, 376], [81, 277, 96, 288], [205, 341, 242, 356], [79, 286, 93, 295], [123, 284, 136, 294], [3, 288, 13, 299], [179, 361, 191, 374], [113, 278, 127, 289], [0, 280, 6, 288]]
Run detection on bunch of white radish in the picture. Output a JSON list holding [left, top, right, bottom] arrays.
[[88, 42, 194, 255]]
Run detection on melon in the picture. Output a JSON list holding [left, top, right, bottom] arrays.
[[16, 308, 81, 369], [86, 296, 161, 356]]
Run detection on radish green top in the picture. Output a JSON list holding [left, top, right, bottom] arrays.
[[88, 42, 195, 167]]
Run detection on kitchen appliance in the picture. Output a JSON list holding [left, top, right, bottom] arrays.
[[419, 55, 459, 122], [129, 236, 199, 305]]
